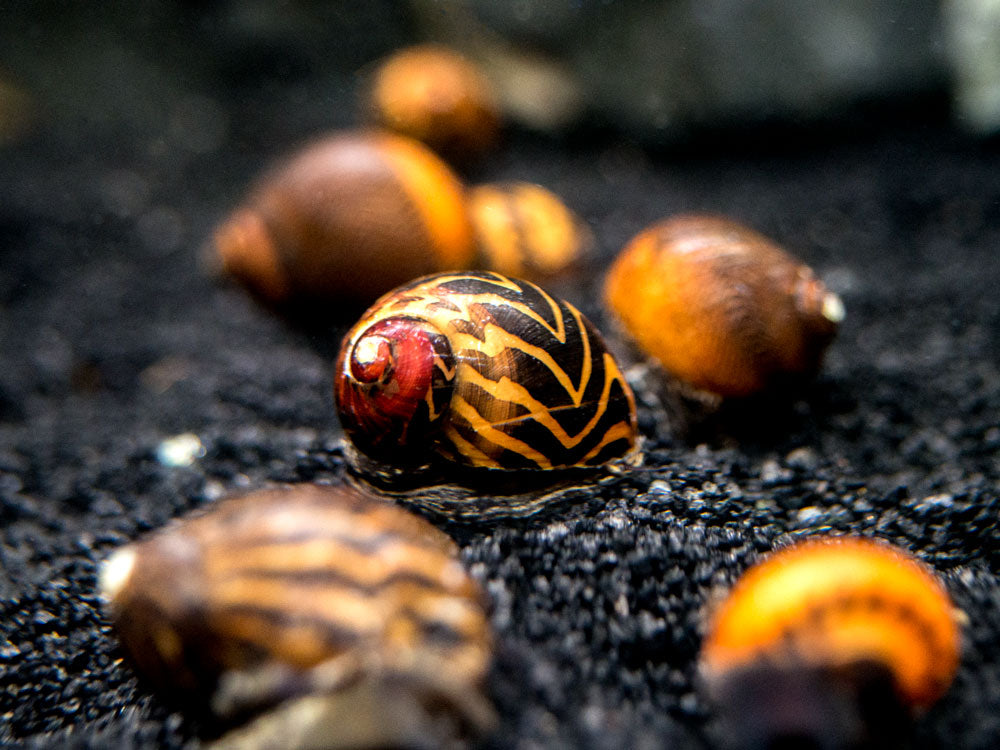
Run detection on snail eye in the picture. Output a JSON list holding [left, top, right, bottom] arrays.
[[351, 333, 394, 384]]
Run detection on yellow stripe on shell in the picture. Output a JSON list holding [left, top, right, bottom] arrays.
[[206, 539, 465, 591], [362, 274, 569, 345], [211, 578, 388, 634], [448, 320, 591, 407], [450, 396, 553, 468], [441, 424, 505, 468], [579, 421, 636, 464], [457, 363, 624, 450]]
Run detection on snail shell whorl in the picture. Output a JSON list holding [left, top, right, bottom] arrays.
[[604, 215, 843, 397], [335, 271, 638, 471], [334, 316, 455, 461]]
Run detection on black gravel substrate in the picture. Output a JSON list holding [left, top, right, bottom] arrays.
[[2, 8, 1000, 750]]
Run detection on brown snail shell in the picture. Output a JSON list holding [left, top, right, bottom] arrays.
[[99, 484, 494, 746], [213, 130, 477, 308], [364, 44, 501, 163], [468, 182, 592, 282], [333, 272, 638, 508], [604, 215, 844, 397]]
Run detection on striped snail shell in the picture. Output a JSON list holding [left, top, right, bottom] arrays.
[[334, 271, 638, 476], [99, 484, 494, 746], [604, 215, 845, 397], [700, 536, 960, 748], [469, 182, 592, 282], [213, 130, 476, 308]]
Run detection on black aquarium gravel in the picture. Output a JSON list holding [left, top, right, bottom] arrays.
[[2, 5, 999, 749]]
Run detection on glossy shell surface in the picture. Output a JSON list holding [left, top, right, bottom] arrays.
[[366, 44, 500, 161], [701, 536, 960, 711], [469, 182, 591, 281], [335, 271, 638, 472], [99, 484, 493, 735], [213, 131, 476, 306], [604, 215, 844, 397]]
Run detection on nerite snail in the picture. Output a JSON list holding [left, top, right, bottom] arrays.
[[468, 181, 591, 281], [700, 536, 960, 749], [363, 44, 501, 163], [604, 215, 845, 398], [213, 130, 476, 308], [333, 271, 638, 514], [99, 483, 495, 749]]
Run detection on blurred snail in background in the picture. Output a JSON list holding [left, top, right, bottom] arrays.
[[604, 215, 845, 398], [468, 182, 592, 281], [214, 129, 589, 310], [334, 271, 638, 511], [99, 483, 494, 749], [363, 44, 501, 163], [700, 536, 960, 750], [213, 130, 476, 308]]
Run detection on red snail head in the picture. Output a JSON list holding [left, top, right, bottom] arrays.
[[334, 316, 454, 463]]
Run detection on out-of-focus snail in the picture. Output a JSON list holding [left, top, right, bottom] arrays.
[[468, 182, 591, 281], [334, 271, 638, 511], [700, 536, 960, 750], [604, 215, 845, 398], [364, 44, 501, 163], [99, 484, 495, 749], [213, 130, 476, 308]]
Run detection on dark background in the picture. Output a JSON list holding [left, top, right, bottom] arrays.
[[2, 2, 999, 748]]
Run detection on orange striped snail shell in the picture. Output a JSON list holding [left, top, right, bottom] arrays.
[[604, 215, 845, 397], [700, 536, 960, 747], [213, 130, 476, 308], [468, 182, 592, 282], [99, 484, 494, 746], [364, 44, 501, 163], [334, 272, 638, 484]]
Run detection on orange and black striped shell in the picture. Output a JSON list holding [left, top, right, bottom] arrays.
[[213, 130, 476, 307], [98, 484, 493, 738], [334, 271, 638, 473], [604, 215, 844, 397], [700, 536, 960, 711]]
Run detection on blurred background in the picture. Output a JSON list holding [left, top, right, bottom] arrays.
[[4, 0, 1000, 157], [5, 0, 1000, 293]]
